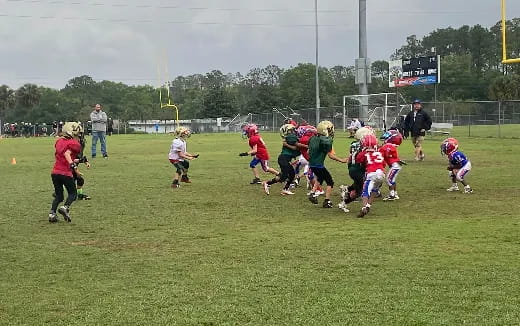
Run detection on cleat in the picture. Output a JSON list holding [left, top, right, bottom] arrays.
[[294, 177, 300, 186], [81, 194, 91, 200], [171, 183, 180, 188], [446, 185, 459, 192], [308, 193, 318, 204], [48, 213, 58, 223], [281, 189, 295, 195], [357, 206, 370, 218], [322, 199, 333, 208], [315, 190, 325, 196], [181, 177, 192, 183], [420, 153, 425, 161], [383, 195, 397, 201], [250, 177, 262, 184], [262, 182, 270, 195], [57, 206, 71, 222], [338, 202, 350, 213], [103, 153, 108, 159], [464, 186, 473, 194]]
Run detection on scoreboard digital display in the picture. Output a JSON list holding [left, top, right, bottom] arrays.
[[389, 55, 440, 88]]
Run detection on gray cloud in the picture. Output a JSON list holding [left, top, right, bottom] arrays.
[[1, 0, 518, 88]]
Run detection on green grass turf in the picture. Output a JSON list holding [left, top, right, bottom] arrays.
[[1, 130, 519, 325]]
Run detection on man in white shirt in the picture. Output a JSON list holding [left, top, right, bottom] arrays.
[[347, 118, 362, 138]]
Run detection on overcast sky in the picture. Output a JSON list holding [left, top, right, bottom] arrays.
[[1, 0, 519, 89]]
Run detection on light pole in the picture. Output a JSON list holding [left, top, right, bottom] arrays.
[[314, 0, 320, 124]]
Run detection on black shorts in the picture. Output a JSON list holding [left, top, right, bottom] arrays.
[[170, 159, 189, 174], [311, 166, 334, 187]]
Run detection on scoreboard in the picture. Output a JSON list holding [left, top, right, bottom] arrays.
[[389, 55, 440, 88]]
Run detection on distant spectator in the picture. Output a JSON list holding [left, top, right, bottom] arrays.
[[347, 118, 362, 138], [90, 104, 108, 159], [404, 99, 432, 161], [107, 118, 114, 136]]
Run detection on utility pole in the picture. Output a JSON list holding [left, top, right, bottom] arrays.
[[315, 0, 320, 124], [356, 0, 370, 121]]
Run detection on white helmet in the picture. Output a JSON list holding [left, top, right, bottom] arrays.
[[354, 126, 374, 140]]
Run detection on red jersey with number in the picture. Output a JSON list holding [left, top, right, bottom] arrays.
[[249, 134, 269, 160], [298, 134, 312, 161], [52, 137, 81, 177], [356, 150, 386, 173], [379, 143, 401, 165]]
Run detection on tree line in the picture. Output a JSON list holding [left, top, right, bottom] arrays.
[[1, 19, 520, 124]]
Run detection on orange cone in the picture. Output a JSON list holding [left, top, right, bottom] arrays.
[[11, 157, 16, 165]]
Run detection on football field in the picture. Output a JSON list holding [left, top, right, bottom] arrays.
[[1, 129, 519, 325]]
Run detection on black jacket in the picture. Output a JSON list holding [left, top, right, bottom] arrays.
[[404, 109, 432, 137]]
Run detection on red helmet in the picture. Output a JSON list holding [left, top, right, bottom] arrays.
[[440, 141, 458, 155], [242, 123, 258, 138], [361, 134, 378, 150], [296, 125, 317, 138], [443, 137, 459, 146], [380, 129, 403, 146]]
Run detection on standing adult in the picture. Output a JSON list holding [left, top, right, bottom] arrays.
[[90, 104, 108, 158], [404, 99, 432, 161]]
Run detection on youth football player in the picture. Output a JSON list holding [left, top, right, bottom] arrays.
[[441, 138, 473, 193], [379, 129, 405, 201], [307, 121, 348, 208], [355, 134, 386, 218], [48, 122, 83, 223], [169, 127, 199, 188], [239, 123, 279, 184], [262, 124, 302, 195]]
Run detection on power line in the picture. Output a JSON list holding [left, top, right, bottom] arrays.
[[0, 13, 351, 27], [3, 0, 354, 14]]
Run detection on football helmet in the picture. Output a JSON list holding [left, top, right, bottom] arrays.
[[175, 126, 191, 139], [440, 141, 458, 156], [62, 121, 83, 138], [380, 129, 403, 145], [361, 134, 378, 150], [279, 123, 296, 138], [296, 125, 317, 138], [316, 120, 334, 138], [349, 141, 361, 155], [354, 126, 374, 140], [443, 137, 459, 146], [242, 123, 258, 138]]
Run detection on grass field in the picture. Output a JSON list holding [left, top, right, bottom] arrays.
[[1, 128, 520, 325]]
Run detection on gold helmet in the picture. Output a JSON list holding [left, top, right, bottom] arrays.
[[62, 121, 83, 138], [316, 120, 334, 138], [279, 123, 296, 138], [175, 126, 191, 139]]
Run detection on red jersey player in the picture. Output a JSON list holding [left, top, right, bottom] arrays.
[[239, 123, 279, 184], [355, 134, 386, 218], [48, 122, 83, 223], [379, 129, 405, 201]]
